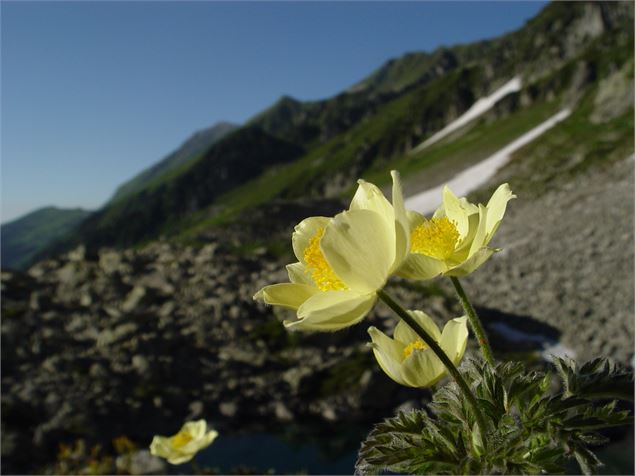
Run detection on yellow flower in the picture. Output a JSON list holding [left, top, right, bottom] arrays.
[[368, 311, 468, 387], [149, 420, 218, 465], [399, 184, 515, 279], [254, 171, 409, 331]]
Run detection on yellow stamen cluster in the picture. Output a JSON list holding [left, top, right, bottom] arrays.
[[303, 227, 347, 292], [410, 217, 459, 260], [171, 431, 193, 449], [403, 339, 428, 359]]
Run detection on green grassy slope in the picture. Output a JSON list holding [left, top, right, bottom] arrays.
[[1, 207, 91, 270], [33, 2, 633, 259], [110, 122, 237, 203]]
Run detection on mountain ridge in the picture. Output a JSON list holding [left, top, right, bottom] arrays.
[[20, 1, 635, 267]]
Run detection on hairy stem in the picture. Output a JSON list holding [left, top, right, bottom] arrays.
[[450, 276, 495, 366]]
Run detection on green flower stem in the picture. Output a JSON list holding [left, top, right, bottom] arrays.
[[377, 289, 488, 437], [450, 276, 495, 366]]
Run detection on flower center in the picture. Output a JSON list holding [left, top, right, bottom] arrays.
[[410, 217, 459, 260], [303, 227, 347, 292], [171, 431, 193, 449], [403, 339, 428, 359]]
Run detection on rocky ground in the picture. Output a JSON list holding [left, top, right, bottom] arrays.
[[463, 155, 634, 366], [1, 238, 443, 474], [1, 158, 633, 474]]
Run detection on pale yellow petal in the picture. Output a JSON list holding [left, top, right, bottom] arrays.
[[182, 420, 206, 439], [292, 216, 331, 264], [401, 348, 445, 387], [201, 430, 219, 448], [439, 316, 469, 364], [454, 210, 481, 253], [390, 170, 410, 272], [254, 283, 318, 310], [368, 326, 409, 386], [396, 253, 447, 280], [445, 247, 497, 276], [286, 262, 314, 285], [150, 436, 191, 465], [467, 204, 488, 258], [350, 179, 394, 220], [167, 452, 195, 465], [442, 186, 470, 240], [285, 290, 376, 331], [485, 183, 515, 244], [321, 209, 394, 293], [149, 436, 173, 459], [407, 209, 426, 230], [394, 310, 441, 345]]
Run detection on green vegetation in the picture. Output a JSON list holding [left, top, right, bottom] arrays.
[[27, 1, 633, 259], [110, 122, 237, 203], [1, 207, 90, 270]]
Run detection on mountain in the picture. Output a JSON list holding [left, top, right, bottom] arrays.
[[1, 207, 91, 270], [37, 1, 634, 258], [109, 121, 238, 203]]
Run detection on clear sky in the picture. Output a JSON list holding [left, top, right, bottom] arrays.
[[1, 1, 547, 223]]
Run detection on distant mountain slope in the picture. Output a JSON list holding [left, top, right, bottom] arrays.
[[1, 207, 90, 270], [39, 1, 634, 258], [68, 126, 304, 249], [110, 121, 237, 202]]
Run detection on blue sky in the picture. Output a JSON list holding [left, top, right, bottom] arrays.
[[1, 1, 546, 223]]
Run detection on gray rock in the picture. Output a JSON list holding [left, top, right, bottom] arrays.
[[131, 355, 150, 374], [122, 286, 147, 313], [116, 450, 167, 475], [273, 401, 294, 422], [219, 401, 237, 418]]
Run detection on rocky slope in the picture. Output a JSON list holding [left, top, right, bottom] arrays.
[[3, 155, 633, 474], [1, 236, 444, 474]]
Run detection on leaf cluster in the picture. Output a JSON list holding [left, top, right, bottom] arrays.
[[356, 357, 633, 475]]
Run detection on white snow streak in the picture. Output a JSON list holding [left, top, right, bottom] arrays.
[[410, 77, 523, 154], [405, 108, 572, 215]]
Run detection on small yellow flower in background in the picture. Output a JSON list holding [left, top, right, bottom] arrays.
[[399, 184, 515, 280], [254, 171, 409, 331], [150, 420, 218, 465], [368, 311, 468, 387]]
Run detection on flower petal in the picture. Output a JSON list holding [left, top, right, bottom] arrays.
[[394, 310, 442, 345], [350, 179, 394, 219], [442, 186, 471, 240], [291, 216, 331, 264], [390, 170, 410, 272], [285, 290, 376, 331], [286, 262, 314, 285], [150, 436, 174, 459], [446, 247, 497, 276], [407, 210, 426, 229], [182, 420, 206, 439], [467, 204, 488, 258], [254, 283, 318, 310], [401, 348, 445, 387], [485, 183, 515, 244], [321, 209, 394, 293], [454, 210, 481, 253], [150, 436, 191, 465], [397, 253, 447, 280], [439, 316, 469, 364], [368, 326, 409, 386]]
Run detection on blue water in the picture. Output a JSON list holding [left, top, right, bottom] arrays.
[[195, 432, 358, 474], [171, 423, 368, 474]]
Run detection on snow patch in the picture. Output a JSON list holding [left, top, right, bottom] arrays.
[[405, 108, 572, 215], [411, 77, 522, 154]]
